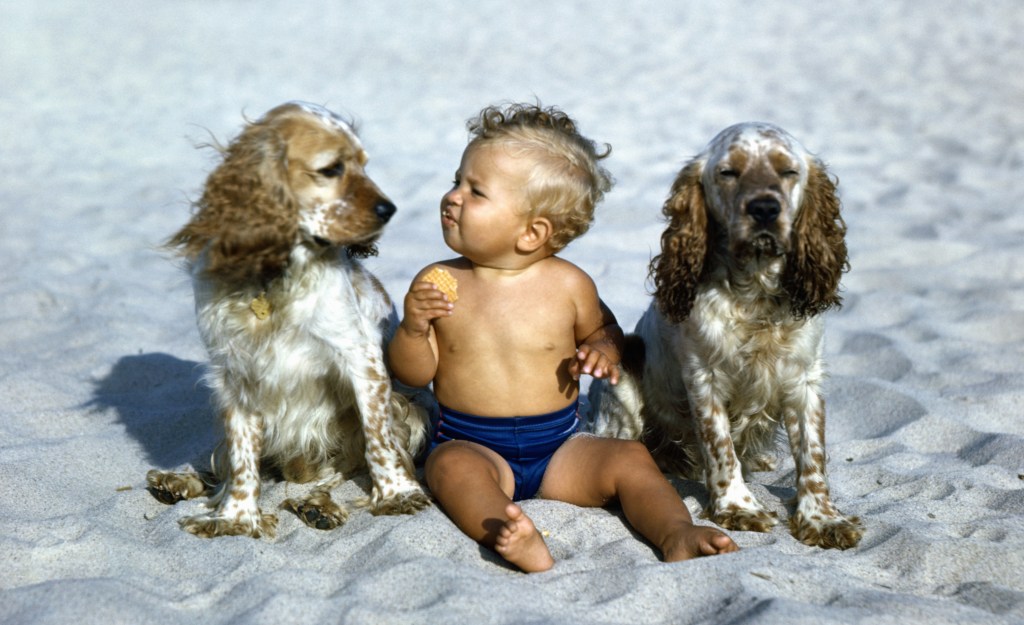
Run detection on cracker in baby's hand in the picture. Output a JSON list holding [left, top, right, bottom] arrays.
[[422, 266, 458, 302]]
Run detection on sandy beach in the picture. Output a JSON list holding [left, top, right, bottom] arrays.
[[1, 1, 1022, 623]]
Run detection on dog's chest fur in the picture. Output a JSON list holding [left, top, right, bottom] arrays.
[[191, 250, 392, 467]]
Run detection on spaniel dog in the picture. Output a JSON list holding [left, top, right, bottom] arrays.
[[590, 122, 863, 549], [147, 101, 431, 538]]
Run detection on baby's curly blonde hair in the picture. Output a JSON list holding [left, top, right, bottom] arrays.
[[467, 102, 614, 251]]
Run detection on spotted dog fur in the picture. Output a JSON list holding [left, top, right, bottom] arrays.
[[590, 122, 863, 549], [147, 102, 431, 538]]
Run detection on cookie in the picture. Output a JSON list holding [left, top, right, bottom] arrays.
[[422, 267, 458, 302]]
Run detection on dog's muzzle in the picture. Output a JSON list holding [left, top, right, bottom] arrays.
[[375, 200, 397, 224], [746, 196, 781, 226]]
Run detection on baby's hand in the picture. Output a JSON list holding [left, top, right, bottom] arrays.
[[400, 281, 453, 338], [572, 343, 620, 385]]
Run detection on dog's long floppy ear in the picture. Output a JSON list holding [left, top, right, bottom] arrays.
[[169, 117, 299, 284], [782, 157, 849, 317], [650, 159, 709, 323]]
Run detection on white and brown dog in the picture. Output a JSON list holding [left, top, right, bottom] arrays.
[[147, 102, 431, 538], [590, 122, 863, 549]]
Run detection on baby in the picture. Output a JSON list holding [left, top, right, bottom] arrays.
[[388, 103, 738, 572]]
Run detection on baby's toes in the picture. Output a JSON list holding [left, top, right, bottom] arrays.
[[710, 532, 739, 554]]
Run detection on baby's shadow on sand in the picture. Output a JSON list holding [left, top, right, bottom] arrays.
[[87, 352, 217, 470]]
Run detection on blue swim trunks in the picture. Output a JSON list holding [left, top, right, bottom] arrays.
[[429, 401, 580, 501]]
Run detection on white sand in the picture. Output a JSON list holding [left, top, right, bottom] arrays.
[[2, 1, 1023, 623]]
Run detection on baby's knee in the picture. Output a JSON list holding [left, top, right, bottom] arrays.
[[425, 441, 499, 486], [604, 439, 662, 477], [424, 442, 461, 483], [614, 439, 655, 463]]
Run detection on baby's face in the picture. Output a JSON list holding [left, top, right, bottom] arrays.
[[440, 142, 533, 264]]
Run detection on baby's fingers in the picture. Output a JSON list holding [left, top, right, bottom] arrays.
[[574, 346, 602, 377], [575, 347, 620, 384], [410, 283, 454, 308], [599, 361, 621, 385], [411, 281, 452, 300]]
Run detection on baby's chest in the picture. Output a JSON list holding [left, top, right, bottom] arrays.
[[441, 296, 575, 354]]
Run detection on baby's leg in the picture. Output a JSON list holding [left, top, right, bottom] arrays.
[[425, 440, 554, 572], [540, 436, 738, 561], [495, 502, 554, 572]]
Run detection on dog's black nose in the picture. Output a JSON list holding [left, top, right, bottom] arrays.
[[375, 200, 397, 224], [746, 197, 781, 225]]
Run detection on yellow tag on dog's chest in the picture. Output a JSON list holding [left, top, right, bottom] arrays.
[[250, 292, 271, 320]]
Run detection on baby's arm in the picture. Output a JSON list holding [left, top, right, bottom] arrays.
[[387, 270, 453, 388], [565, 263, 623, 385], [574, 298, 624, 384]]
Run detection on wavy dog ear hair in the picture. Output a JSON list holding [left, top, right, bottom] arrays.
[[168, 117, 299, 284], [781, 158, 850, 317], [650, 159, 710, 323]]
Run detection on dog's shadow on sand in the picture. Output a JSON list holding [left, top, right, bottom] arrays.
[[87, 352, 217, 470]]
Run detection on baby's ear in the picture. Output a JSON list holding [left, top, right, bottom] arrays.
[[518, 216, 553, 253]]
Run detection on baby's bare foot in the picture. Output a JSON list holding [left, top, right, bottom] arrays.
[[662, 523, 739, 562], [494, 503, 554, 573]]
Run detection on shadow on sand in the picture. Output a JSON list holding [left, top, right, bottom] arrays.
[[87, 352, 217, 470]]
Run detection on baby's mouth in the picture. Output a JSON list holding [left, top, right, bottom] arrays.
[[441, 208, 456, 224]]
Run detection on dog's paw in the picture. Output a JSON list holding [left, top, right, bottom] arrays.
[[746, 453, 777, 472], [179, 511, 278, 539], [146, 469, 210, 504], [369, 489, 432, 516], [281, 491, 350, 530], [790, 511, 864, 549], [710, 504, 779, 533]]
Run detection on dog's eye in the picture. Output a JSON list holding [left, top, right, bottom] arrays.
[[318, 162, 345, 178], [718, 169, 739, 178], [781, 169, 799, 178]]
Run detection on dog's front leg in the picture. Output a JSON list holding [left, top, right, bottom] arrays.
[[783, 392, 863, 549], [179, 407, 278, 538], [354, 358, 432, 515], [690, 383, 779, 532]]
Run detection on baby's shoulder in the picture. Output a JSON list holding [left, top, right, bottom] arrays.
[[412, 257, 467, 281], [535, 256, 596, 291]]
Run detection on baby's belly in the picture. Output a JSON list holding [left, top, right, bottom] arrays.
[[434, 354, 578, 418]]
